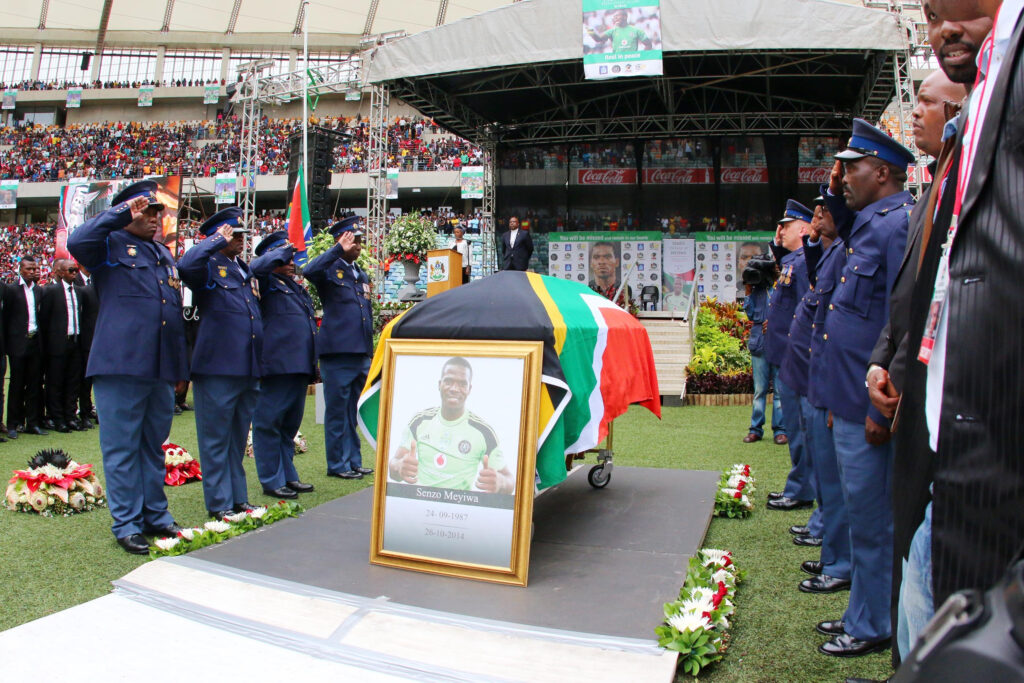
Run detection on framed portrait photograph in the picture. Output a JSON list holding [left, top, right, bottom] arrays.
[[370, 339, 543, 586]]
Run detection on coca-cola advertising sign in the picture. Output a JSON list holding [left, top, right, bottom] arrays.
[[576, 168, 638, 185], [798, 167, 831, 184], [642, 168, 713, 184], [720, 167, 769, 184]]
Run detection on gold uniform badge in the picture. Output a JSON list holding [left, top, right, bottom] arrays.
[[218, 266, 228, 278], [336, 269, 344, 280], [126, 245, 137, 257]]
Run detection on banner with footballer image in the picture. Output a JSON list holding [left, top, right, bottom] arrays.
[[582, 0, 663, 80]]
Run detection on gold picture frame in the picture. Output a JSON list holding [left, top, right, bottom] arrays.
[[370, 339, 543, 586]]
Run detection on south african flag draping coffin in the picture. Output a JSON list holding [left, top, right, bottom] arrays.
[[356, 271, 661, 489]]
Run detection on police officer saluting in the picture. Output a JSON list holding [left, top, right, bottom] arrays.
[[816, 118, 915, 657], [304, 216, 374, 480], [249, 231, 316, 499], [67, 180, 187, 554], [178, 207, 262, 519]]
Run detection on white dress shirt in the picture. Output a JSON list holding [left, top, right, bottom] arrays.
[[450, 238, 472, 266], [508, 228, 519, 249], [64, 281, 79, 336], [19, 276, 37, 334]]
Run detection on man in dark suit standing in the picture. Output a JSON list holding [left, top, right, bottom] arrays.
[[2, 254, 46, 438], [905, 0, 1024, 630], [38, 258, 85, 433], [500, 216, 534, 271], [75, 273, 98, 428]]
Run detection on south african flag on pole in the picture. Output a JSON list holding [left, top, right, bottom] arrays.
[[285, 162, 311, 266], [357, 271, 661, 489]]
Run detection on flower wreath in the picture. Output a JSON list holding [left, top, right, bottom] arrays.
[[5, 449, 106, 516], [163, 443, 202, 486]]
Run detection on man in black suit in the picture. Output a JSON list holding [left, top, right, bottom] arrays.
[[75, 273, 98, 427], [39, 259, 85, 432], [499, 216, 534, 271], [2, 255, 47, 438], [900, 0, 1024, 646]]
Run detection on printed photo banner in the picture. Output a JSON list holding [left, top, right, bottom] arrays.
[[548, 231, 662, 307], [694, 232, 774, 304], [203, 84, 219, 104], [2, 90, 15, 110], [138, 86, 154, 108], [66, 88, 82, 108], [582, 0, 663, 81], [57, 176, 181, 259], [386, 168, 399, 200], [662, 238, 695, 313], [460, 166, 484, 199], [215, 172, 237, 205], [0, 180, 18, 209]]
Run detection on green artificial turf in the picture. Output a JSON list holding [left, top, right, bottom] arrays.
[[0, 400, 894, 682]]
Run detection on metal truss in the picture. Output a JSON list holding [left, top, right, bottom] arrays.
[[366, 82, 390, 295], [479, 139, 497, 275], [236, 58, 363, 106]]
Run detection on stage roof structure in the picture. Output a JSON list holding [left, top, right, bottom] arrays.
[[366, 0, 911, 145]]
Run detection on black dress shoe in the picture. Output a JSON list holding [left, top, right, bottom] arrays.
[[81, 418, 95, 429], [208, 509, 234, 519], [767, 496, 814, 511], [24, 425, 48, 436], [16, 424, 24, 433], [89, 410, 98, 422], [767, 491, 783, 501], [178, 403, 192, 412], [53, 422, 72, 433], [355, 467, 374, 475], [789, 525, 810, 536], [801, 560, 824, 576], [793, 534, 823, 547], [263, 486, 298, 499], [41, 418, 55, 430], [233, 502, 256, 513], [116, 533, 151, 555], [816, 619, 845, 636], [173, 404, 183, 415], [7, 429, 17, 440], [0, 432, 6, 443], [144, 522, 183, 537], [69, 420, 87, 431], [286, 480, 314, 493], [818, 633, 890, 658], [328, 470, 364, 480], [800, 574, 851, 593]]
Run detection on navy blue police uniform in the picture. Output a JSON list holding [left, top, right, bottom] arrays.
[[303, 217, 374, 479], [766, 200, 816, 508], [66, 180, 187, 550], [818, 118, 915, 649], [804, 233, 853, 588], [249, 231, 318, 497], [177, 207, 263, 517]]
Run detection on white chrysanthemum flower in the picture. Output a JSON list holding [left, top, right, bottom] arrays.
[[204, 520, 231, 533], [249, 506, 268, 519], [39, 464, 65, 479], [701, 549, 732, 565], [154, 537, 179, 551], [686, 586, 715, 603], [668, 611, 711, 633], [726, 474, 753, 489], [678, 596, 714, 615], [223, 512, 247, 523], [712, 568, 736, 585], [178, 527, 203, 541]]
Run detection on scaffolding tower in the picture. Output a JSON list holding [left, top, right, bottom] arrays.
[[366, 82, 390, 296], [479, 139, 497, 275]]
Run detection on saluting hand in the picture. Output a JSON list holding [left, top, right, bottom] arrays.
[[829, 160, 843, 196], [216, 224, 234, 241], [126, 196, 150, 221], [336, 231, 356, 250]]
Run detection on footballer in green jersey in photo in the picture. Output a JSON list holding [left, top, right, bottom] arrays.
[[389, 357, 516, 494], [587, 9, 653, 53]]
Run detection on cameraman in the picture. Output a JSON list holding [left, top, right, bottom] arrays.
[[742, 250, 780, 444]]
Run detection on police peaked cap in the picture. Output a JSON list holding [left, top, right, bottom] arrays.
[[835, 118, 916, 168], [778, 199, 814, 224], [112, 180, 164, 211], [254, 230, 290, 256], [327, 215, 364, 238], [199, 206, 249, 236]]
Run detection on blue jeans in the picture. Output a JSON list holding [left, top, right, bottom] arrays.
[[833, 415, 894, 642], [94, 375, 176, 538], [777, 376, 814, 501], [320, 353, 371, 474], [898, 501, 934, 658], [749, 354, 783, 438]]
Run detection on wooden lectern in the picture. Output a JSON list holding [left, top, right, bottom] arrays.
[[426, 248, 462, 297]]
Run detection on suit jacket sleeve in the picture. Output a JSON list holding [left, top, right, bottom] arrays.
[[523, 231, 534, 262], [302, 243, 343, 289], [177, 233, 229, 289], [67, 204, 133, 270]]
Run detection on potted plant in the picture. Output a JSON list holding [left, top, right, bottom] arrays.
[[382, 211, 438, 300]]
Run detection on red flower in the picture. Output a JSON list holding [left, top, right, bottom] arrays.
[[736, 480, 746, 491], [733, 490, 742, 499]]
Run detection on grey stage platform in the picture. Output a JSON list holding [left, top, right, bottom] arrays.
[[197, 466, 720, 641]]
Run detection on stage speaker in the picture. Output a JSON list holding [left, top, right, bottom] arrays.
[[80, 52, 92, 71], [288, 127, 337, 225]]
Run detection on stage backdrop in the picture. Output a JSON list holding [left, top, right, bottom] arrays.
[[547, 231, 662, 308]]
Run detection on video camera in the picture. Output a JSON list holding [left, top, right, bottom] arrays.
[[741, 254, 779, 288]]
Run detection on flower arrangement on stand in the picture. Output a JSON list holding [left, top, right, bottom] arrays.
[[714, 464, 756, 518], [380, 211, 438, 271], [149, 500, 304, 557], [4, 449, 106, 516], [163, 443, 202, 486], [656, 548, 745, 677]]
